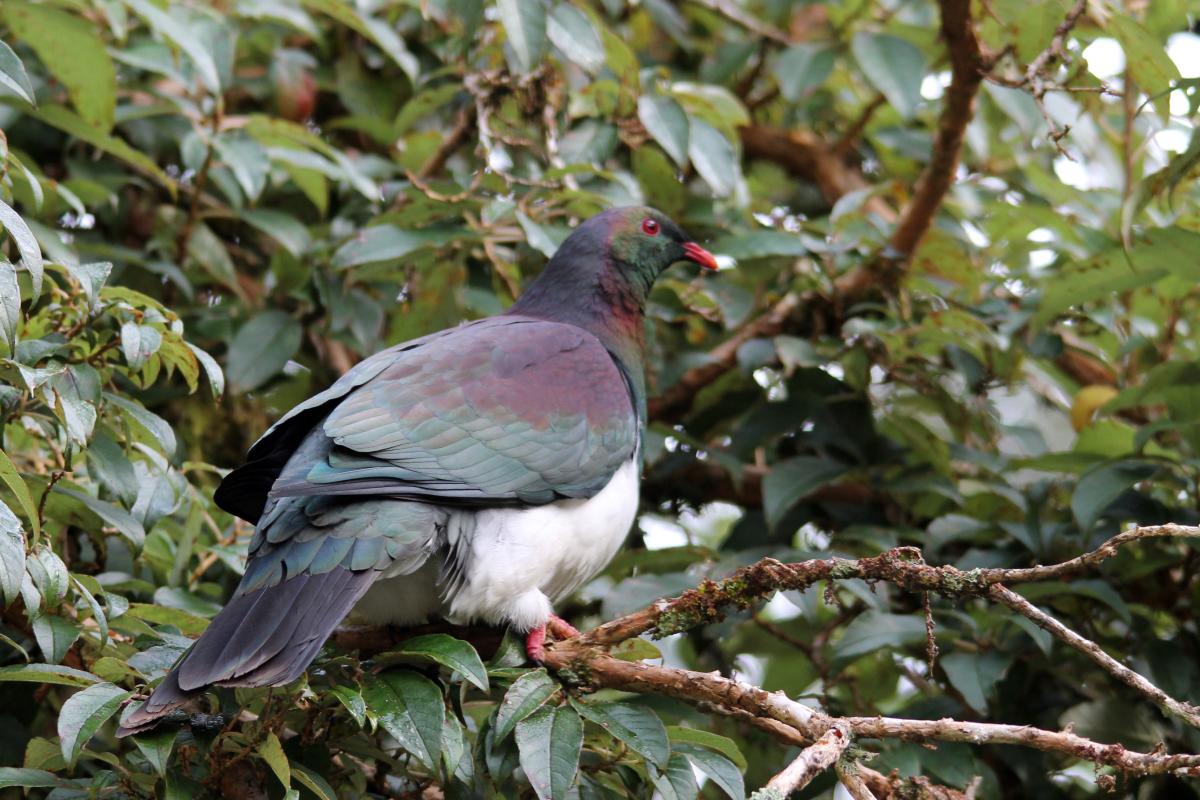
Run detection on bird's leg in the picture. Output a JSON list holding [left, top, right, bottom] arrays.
[[525, 624, 548, 663], [525, 615, 581, 663]]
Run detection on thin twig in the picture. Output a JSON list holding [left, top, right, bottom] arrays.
[[990, 583, 1200, 728]]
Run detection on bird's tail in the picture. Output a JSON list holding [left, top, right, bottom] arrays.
[[116, 566, 376, 736]]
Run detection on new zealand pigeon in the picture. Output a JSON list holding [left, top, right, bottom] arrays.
[[117, 206, 719, 735]]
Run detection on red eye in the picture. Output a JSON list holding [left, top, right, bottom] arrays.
[[641, 218, 660, 236]]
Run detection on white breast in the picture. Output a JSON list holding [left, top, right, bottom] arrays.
[[444, 457, 640, 631]]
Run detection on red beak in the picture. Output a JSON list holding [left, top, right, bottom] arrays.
[[682, 241, 719, 271]]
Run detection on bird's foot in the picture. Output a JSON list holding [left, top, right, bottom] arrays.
[[547, 614, 580, 639], [525, 615, 581, 663]]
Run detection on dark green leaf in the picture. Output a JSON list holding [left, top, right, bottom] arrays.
[[762, 456, 849, 528], [0, 662, 100, 687], [103, 392, 177, 456], [0, 448, 40, 542], [675, 744, 745, 799], [573, 700, 669, 768], [0, 39, 35, 105], [333, 225, 464, 269], [397, 633, 489, 691], [132, 729, 176, 777], [498, 0, 547, 73], [649, 752, 699, 800], [548, 4, 604, 73], [515, 704, 583, 800], [495, 668, 560, 740], [1071, 460, 1158, 531], [687, 118, 737, 197], [362, 669, 445, 770], [32, 615, 80, 664], [58, 681, 130, 767], [638, 95, 690, 167], [851, 32, 925, 119], [666, 726, 747, 771], [58, 488, 146, 548], [0, 768, 59, 789], [774, 44, 835, 102], [0, 198, 43, 295], [833, 611, 928, 665], [3, 1, 115, 130], [225, 310, 303, 392]]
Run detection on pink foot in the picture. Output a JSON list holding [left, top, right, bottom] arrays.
[[526, 624, 547, 663], [525, 616, 581, 663], [547, 615, 580, 639]]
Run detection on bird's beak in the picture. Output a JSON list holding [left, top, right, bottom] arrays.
[[681, 241, 720, 271]]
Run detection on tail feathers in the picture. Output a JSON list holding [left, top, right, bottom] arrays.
[[116, 669, 196, 737], [116, 566, 376, 737]]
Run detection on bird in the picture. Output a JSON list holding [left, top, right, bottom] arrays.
[[117, 206, 719, 735]]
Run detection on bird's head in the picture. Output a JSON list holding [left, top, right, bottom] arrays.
[[603, 206, 719, 276]]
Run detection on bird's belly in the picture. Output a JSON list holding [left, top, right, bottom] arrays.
[[446, 458, 640, 631]]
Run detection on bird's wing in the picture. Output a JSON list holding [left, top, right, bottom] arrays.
[[215, 317, 511, 522], [265, 316, 640, 506]]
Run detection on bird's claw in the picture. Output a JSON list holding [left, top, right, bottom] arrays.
[[525, 615, 581, 663]]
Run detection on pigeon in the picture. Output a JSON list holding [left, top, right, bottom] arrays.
[[117, 206, 719, 735]]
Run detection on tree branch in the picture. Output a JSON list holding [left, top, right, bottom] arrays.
[[751, 723, 851, 798]]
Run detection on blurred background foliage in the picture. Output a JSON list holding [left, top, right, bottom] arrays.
[[2, 0, 1200, 797]]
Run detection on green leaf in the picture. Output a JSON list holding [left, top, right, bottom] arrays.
[[58, 488, 146, 548], [833, 611, 928, 665], [132, 728, 176, 777], [291, 764, 337, 800], [19, 105, 175, 194], [940, 651, 1011, 714], [851, 32, 925, 119], [0, 768, 59, 789], [638, 95, 690, 167], [0, 662, 100, 687], [573, 700, 669, 768], [762, 456, 849, 528], [649, 752, 699, 800], [0, 39, 35, 105], [58, 682, 130, 767], [214, 134, 270, 202], [0, 448, 40, 543], [774, 44, 835, 102], [300, 0, 417, 78], [331, 684, 367, 727], [1034, 246, 1169, 326], [1071, 460, 1158, 531], [1110, 15, 1180, 119], [494, 668, 560, 740], [0, 262, 18, 351], [362, 669, 445, 770], [3, 2, 116, 130], [120, 322, 162, 371], [32, 615, 80, 664], [397, 633, 489, 692], [186, 343, 226, 398], [497, 0, 547, 74], [0, 198, 44, 296], [257, 731, 291, 788], [333, 225, 464, 269], [0, 521, 24, 606], [66, 262, 112, 309], [547, 4, 604, 73], [123, 0, 221, 92], [710, 230, 807, 261], [687, 117, 737, 197], [225, 310, 303, 393], [103, 393, 176, 457], [242, 209, 312, 257], [674, 744, 745, 799], [666, 727, 747, 771], [515, 704, 583, 800]]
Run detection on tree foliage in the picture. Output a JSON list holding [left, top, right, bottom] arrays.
[[1, 0, 1200, 797]]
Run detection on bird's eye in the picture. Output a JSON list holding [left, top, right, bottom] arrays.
[[641, 218, 660, 236]]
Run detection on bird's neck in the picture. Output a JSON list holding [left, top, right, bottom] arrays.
[[508, 259, 648, 419]]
